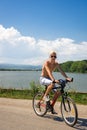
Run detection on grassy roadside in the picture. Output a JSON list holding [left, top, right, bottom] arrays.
[[0, 88, 87, 105]]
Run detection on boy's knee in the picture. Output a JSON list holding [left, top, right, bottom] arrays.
[[50, 83, 54, 88]]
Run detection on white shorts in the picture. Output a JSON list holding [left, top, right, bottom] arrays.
[[40, 77, 57, 92]]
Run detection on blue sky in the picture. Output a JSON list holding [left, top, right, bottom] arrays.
[[0, 0, 87, 65]]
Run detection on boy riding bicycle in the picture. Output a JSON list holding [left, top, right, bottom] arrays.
[[40, 51, 72, 114]]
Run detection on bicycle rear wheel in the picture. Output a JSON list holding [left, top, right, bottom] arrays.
[[32, 92, 47, 116], [61, 97, 78, 127]]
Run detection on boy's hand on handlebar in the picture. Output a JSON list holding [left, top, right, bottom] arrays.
[[55, 80, 60, 84], [66, 77, 73, 82]]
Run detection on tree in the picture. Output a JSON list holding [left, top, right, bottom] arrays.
[[61, 61, 73, 72]]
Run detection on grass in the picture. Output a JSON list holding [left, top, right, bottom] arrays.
[[0, 88, 32, 99], [0, 88, 87, 105], [66, 92, 87, 105]]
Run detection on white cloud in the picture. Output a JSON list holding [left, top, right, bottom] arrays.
[[0, 24, 87, 65]]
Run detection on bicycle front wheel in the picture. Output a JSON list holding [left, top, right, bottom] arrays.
[[61, 97, 78, 127], [32, 92, 47, 116]]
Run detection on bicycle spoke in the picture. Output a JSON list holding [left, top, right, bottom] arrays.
[[61, 97, 78, 127], [33, 92, 47, 116]]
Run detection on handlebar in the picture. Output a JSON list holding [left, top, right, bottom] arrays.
[[52, 78, 73, 92], [59, 78, 73, 88], [65, 78, 73, 83]]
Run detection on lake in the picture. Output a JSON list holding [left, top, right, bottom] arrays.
[[0, 71, 87, 93]]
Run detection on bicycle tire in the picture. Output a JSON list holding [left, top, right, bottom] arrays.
[[32, 92, 47, 116], [61, 97, 78, 127]]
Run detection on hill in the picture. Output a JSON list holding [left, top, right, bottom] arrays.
[[0, 64, 42, 71], [0, 60, 87, 73], [60, 60, 87, 73]]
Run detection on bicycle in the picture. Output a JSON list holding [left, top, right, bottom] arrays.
[[32, 78, 78, 127]]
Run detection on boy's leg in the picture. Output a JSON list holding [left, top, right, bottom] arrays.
[[44, 85, 60, 114], [51, 91, 61, 106], [40, 77, 53, 100], [44, 83, 54, 97]]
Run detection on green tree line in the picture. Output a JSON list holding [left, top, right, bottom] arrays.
[[0, 60, 87, 73], [56, 60, 87, 73]]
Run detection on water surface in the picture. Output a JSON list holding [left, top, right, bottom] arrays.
[[0, 71, 87, 92]]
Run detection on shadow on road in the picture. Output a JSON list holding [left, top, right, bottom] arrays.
[[44, 114, 63, 122], [74, 118, 87, 130], [44, 115, 87, 130]]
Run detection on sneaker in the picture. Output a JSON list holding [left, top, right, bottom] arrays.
[[46, 101, 57, 114], [50, 105, 58, 114], [43, 95, 50, 102]]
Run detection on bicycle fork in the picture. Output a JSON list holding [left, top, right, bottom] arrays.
[[62, 95, 71, 112]]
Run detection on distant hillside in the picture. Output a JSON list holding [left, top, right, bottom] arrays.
[[60, 60, 87, 73], [0, 60, 87, 73], [0, 64, 42, 71]]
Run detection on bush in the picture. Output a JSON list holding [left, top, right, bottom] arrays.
[[30, 81, 43, 96]]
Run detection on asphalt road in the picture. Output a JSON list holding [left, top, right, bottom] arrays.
[[0, 98, 87, 130]]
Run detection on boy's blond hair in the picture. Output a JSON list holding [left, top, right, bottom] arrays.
[[49, 51, 57, 56]]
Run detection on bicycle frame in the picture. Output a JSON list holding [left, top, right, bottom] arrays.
[[62, 92, 71, 112], [33, 78, 78, 127]]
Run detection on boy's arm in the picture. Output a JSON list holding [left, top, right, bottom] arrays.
[[57, 63, 72, 81], [57, 63, 68, 78]]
